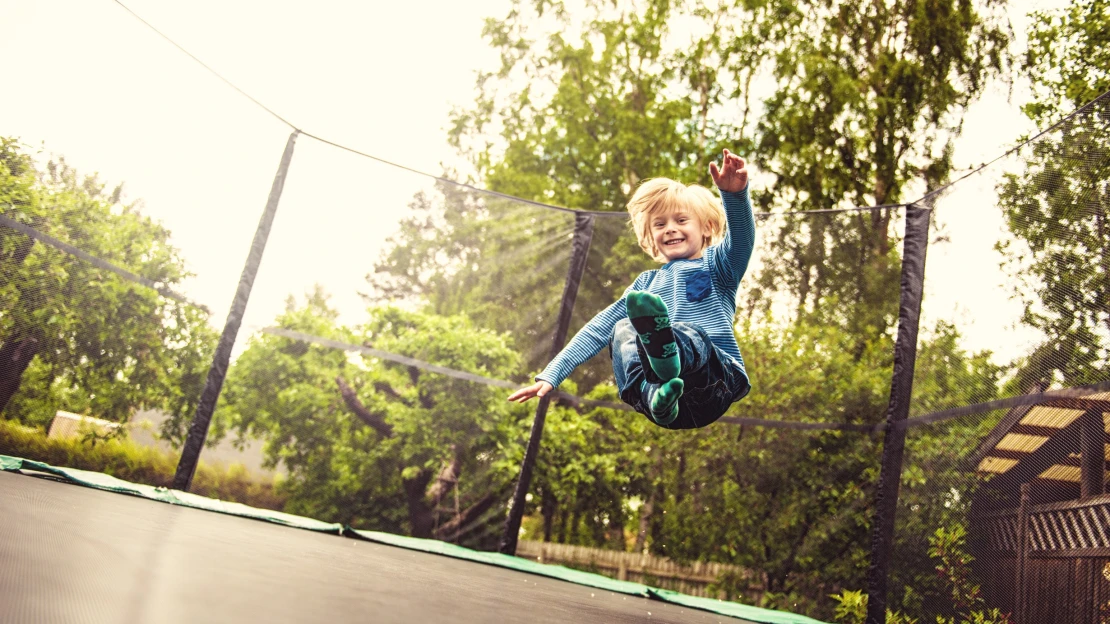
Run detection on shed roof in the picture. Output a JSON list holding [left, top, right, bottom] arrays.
[[970, 391, 1110, 485]]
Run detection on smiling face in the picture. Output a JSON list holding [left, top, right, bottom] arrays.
[[650, 209, 710, 261], [627, 178, 726, 263]]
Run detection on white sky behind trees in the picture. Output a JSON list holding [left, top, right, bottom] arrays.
[[0, 0, 1071, 365]]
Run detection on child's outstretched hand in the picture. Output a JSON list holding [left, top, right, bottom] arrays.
[[508, 381, 554, 403], [709, 149, 748, 193]]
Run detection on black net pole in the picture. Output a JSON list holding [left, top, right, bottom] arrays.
[[172, 130, 299, 491], [865, 205, 932, 624], [499, 212, 596, 555]]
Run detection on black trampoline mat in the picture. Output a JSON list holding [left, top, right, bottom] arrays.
[[0, 471, 755, 623]]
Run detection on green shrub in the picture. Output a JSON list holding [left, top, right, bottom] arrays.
[[831, 526, 1014, 624], [0, 418, 286, 511], [830, 589, 917, 624], [928, 526, 1013, 624]]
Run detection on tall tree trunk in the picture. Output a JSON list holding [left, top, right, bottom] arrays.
[[634, 487, 655, 553], [403, 469, 435, 538], [0, 335, 41, 414], [610, 497, 625, 550], [635, 450, 664, 553], [541, 488, 556, 542], [675, 451, 687, 505], [426, 446, 461, 509], [569, 506, 581, 544]]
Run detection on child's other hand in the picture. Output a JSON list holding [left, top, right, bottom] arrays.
[[709, 149, 748, 193], [508, 381, 554, 403]]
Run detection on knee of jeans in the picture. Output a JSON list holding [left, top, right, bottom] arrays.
[[611, 318, 634, 344]]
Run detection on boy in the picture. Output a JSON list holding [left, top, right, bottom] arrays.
[[508, 149, 754, 429]]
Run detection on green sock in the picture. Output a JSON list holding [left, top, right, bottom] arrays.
[[626, 291, 680, 380], [649, 378, 683, 425]]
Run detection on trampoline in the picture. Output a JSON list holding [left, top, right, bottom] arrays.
[[0, 463, 823, 624]]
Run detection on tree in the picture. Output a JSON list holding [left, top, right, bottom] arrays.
[[751, 0, 1009, 340], [997, 0, 1110, 389], [0, 138, 215, 429], [216, 291, 528, 545]]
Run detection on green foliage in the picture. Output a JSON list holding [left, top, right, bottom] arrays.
[[215, 290, 526, 541], [452, 0, 725, 212], [369, 182, 610, 383], [928, 526, 1013, 624], [446, 0, 1010, 346], [1022, 0, 1110, 124], [0, 417, 285, 510], [519, 381, 663, 548], [996, 0, 1110, 389], [0, 138, 216, 429], [752, 0, 1008, 339], [647, 318, 889, 615], [830, 526, 1013, 624], [830, 589, 917, 624]]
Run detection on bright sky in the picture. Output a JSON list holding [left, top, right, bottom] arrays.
[[0, 0, 1069, 366]]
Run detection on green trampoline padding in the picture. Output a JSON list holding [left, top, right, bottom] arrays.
[[0, 454, 828, 624]]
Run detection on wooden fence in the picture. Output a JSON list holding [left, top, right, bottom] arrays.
[[972, 489, 1110, 624], [515, 540, 764, 603]]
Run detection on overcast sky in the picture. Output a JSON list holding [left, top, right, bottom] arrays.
[[0, 0, 1068, 365]]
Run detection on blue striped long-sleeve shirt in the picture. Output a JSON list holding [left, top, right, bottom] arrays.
[[536, 187, 756, 389]]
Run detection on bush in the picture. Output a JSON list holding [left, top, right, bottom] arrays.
[[831, 526, 1014, 624], [0, 418, 287, 511]]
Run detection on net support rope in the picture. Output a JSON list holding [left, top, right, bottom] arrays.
[[264, 328, 1110, 432], [108, 0, 912, 219], [6, 205, 1103, 436], [0, 211, 207, 311], [109, 2, 1110, 220]]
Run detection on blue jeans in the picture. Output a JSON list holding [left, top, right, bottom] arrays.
[[609, 318, 750, 429]]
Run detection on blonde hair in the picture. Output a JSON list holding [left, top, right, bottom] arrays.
[[627, 178, 726, 262]]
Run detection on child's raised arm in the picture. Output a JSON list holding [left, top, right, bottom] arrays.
[[708, 149, 756, 285]]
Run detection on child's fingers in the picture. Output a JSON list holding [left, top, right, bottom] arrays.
[[509, 381, 552, 402], [709, 161, 721, 181]]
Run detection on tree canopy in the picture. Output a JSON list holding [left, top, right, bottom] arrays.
[[214, 290, 529, 545], [997, 0, 1109, 389], [0, 138, 215, 430]]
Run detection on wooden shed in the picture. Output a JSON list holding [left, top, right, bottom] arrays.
[[968, 390, 1110, 624]]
